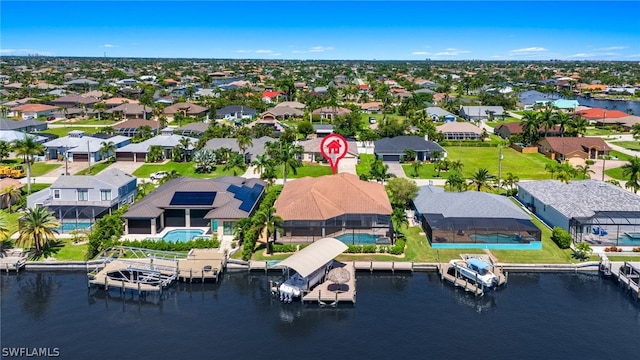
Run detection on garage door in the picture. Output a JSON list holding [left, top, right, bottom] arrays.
[[73, 153, 89, 162], [116, 152, 134, 162], [382, 154, 400, 162]]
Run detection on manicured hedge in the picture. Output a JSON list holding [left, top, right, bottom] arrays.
[[120, 237, 220, 252], [551, 227, 572, 249]]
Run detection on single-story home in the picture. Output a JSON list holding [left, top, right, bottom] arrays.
[[115, 128, 197, 162], [113, 119, 162, 137], [48, 95, 100, 109], [215, 105, 257, 120], [104, 97, 139, 109], [0, 118, 47, 132], [0, 178, 25, 209], [10, 104, 58, 120], [413, 186, 541, 249], [437, 122, 482, 140], [459, 106, 505, 121], [495, 122, 561, 139], [298, 137, 358, 162], [374, 136, 446, 162], [312, 107, 352, 120], [274, 173, 393, 243], [425, 107, 457, 122], [123, 177, 266, 240], [517, 180, 640, 246], [275, 101, 306, 110], [537, 137, 610, 161], [204, 136, 275, 162], [165, 102, 209, 117], [105, 103, 153, 120], [265, 106, 303, 119], [312, 124, 334, 138], [175, 122, 210, 137]]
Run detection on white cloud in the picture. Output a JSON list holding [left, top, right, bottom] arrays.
[[595, 46, 628, 51], [433, 48, 470, 56], [411, 51, 430, 55], [0, 48, 52, 56], [309, 46, 334, 53], [291, 50, 306, 54], [568, 53, 594, 58], [236, 49, 252, 53], [255, 49, 273, 54], [628, 54, 640, 58], [103, 44, 115, 48], [509, 47, 548, 54]]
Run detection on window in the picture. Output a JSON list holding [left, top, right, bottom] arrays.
[[53, 189, 60, 199], [101, 190, 111, 201], [77, 190, 88, 201], [223, 221, 235, 236]]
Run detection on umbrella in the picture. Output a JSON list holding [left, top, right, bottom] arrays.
[[327, 267, 351, 293]]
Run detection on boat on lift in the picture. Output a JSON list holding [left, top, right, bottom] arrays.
[[449, 257, 499, 288]]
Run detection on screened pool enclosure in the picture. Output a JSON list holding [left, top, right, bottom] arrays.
[[278, 214, 392, 244], [570, 211, 640, 247], [420, 215, 541, 245]]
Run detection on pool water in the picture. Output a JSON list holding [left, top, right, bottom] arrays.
[[336, 233, 389, 245], [162, 229, 205, 242], [615, 235, 640, 246], [469, 233, 531, 244], [57, 222, 93, 233]]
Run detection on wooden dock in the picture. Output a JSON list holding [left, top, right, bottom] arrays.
[[613, 262, 640, 300], [1, 256, 27, 272], [302, 262, 356, 305], [176, 249, 224, 283], [89, 259, 176, 293], [437, 255, 508, 297]]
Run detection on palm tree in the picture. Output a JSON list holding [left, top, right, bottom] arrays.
[[16, 207, 60, 256], [370, 158, 395, 183], [1, 185, 22, 214], [430, 150, 442, 163], [403, 149, 416, 162], [251, 153, 271, 176], [93, 101, 106, 121], [253, 207, 283, 255], [445, 173, 466, 192], [449, 159, 464, 174], [13, 135, 44, 194], [223, 153, 247, 176], [520, 111, 540, 145], [236, 134, 253, 163], [502, 172, 520, 191], [469, 168, 496, 192], [545, 163, 559, 179], [98, 141, 116, 162], [391, 207, 408, 238], [632, 123, 640, 141], [575, 164, 595, 180], [0, 215, 9, 240], [553, 111, 572, 137], [569, 117, 588, 137], [270, 142, 303, 184], [178, 137, 192, 162], [411, 161, 422, 178], [538, 109, 556, 137], [158, 170, 181, 185], [556, 162, 577, 184], [622, 157, 640, 193]]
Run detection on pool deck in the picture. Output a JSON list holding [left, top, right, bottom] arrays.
[[121, 227, 212, 241]]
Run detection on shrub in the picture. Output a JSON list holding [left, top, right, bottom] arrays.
[[271, 244, 296, 253], [550, 227, 572, 249], [345, 245, 363, 253], [120, 237, 220, 252], [389, 239, 406, 255], [362, 245, 377, 253]]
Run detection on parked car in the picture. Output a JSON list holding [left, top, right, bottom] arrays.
[[150, 171, 169, 181], [47, 116, 56, 121], [369, 117, 377, 124]]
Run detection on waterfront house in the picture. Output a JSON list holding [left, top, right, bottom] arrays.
[[412, 186, 541, 249], [374, 136, 446, 162], [516, 180, 640, 246], [26, 168, 137, 221], [274, 173, 392, 243], [122, 177, 266, 240]]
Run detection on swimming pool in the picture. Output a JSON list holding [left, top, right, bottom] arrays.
[[335, 233, 390, 245], [615, 235, 640, 246], [57, 222, 93, 233], [162, 229, 205, 242], [469, 233, 532, 244]]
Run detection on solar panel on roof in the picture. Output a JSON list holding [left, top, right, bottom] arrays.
[[228, 183, 264, 213], [170, 191, 216, 206]]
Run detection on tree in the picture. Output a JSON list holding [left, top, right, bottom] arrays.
[[253, 206, 283, 255], [469, 168, 496, 192], [622, 156, 640, 193], [178, 137, 192, 162], [575, 164, 595, 180], [267, 141, 303, 184], [369, 158, 395, 183], [236, 134, 253, 163], [251, 153, 272, 176], [1, 185, 22, 214], [0, 214, 9, 240], [193, 148, 216, 173], [556, 162, 576, 184], [545, 163, 559, 179], [632, 123, 640, 141], [520, 111, 540, 145], [98, 141, 116, 162], [449, 159, 464, 174], [297, 121, 314, 139], [553, 111, 572, 137], [403, 149, 416, 162], [385, 178, 419, 208], [502, 172, 520, 191], [391, 207, 408, 238], [158, 170, 180, 185], [538, 109, 556, 137], [575, 242, 592, 260], [146, 145, 164, 163], [13, 135, 44, 194], [445, 173, 466, 192], [0, 141, 12, 162], [569, 117, 588, 137], [411, 161, 422, 178], [17, 207, 60, 257], [223, 152, 247, 176], [93, 101, 106, 121]]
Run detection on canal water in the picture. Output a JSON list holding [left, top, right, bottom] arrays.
[[576, 96, 640, 115], [1, 271, 639, 360]]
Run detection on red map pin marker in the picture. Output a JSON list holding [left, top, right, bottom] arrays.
[[320, 133, 348, 174]]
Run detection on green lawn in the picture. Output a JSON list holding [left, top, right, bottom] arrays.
[[57, 119, 118, 126], [486, 117, 520, 128], [40, 126, 101, 138], [440, 146, 557, 180], [608, 150, 635, 162], [356, 154, 375, 176], [605, 166, 628, 180], [30, 163, 62, 177], [610, 141, 640, 151], [584, 127, 622, 136], [359, 113, 405, 127], [276, 163, 333, 178], [402, 162, 442, 178], [51, 239, 89, 261], [75, 161, 111, 175], [1, 210, 22, 237], [133, 161, 238, 178]]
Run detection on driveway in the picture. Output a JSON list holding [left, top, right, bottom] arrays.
[[384, 161, 407, 178], [104, 161, 145, 175], [338, 157, 357, 175]]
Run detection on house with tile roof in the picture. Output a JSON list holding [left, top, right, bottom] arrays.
[[164, 102, 209, 117], [537, 137, 610, 161], [274, 173, 392, 243], [26, 168, 137, 221], [123, 177, 266, 239], [106, 103, 153, 120], [298, 137, 358, 163], [495, 122, 561, 139], [113, 119, 162, 137], [437, 122, 482, 140], [10, 103, 58, 119], [311, 106, 352, 120]]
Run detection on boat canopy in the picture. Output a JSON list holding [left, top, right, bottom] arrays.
[[467, 257, 491, 271], [276, 238, 347, 278]]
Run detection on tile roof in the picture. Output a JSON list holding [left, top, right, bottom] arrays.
[[164, 102, 209, 115], [11, 103, 57, 112], [274, 173, 392, 221], [104, 97, 139, 105], [542, 137, 610, 154], [575, 108, 629, 119], [113, 119, 161, 130], [437, 122, 481, 134]]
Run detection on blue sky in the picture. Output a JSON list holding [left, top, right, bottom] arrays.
[[1, 1, 639, 60]]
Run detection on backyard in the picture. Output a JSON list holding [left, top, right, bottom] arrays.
[[610, 141, 640, 151], [133, 161, 237, 178], [1, 160, 60, 177], [40, 126, 102, 138]]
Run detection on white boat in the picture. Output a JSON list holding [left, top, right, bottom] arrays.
[[278, 262, 331, 303], [449, 257, 498, 288]]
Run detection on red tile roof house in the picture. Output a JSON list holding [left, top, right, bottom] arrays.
[[274, 173, 393, 244], [537, 137, 610, 161], [495, 122, 561, 139], [575, 108, 630, 125], [261, 91, 286, 104], [10, 104, 57, 120]]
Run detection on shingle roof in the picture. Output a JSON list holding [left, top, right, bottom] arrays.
[[413, 190, 530, 219], [298, 138, 358, 156], [0, 119, 45, 131], [215, 105, 257, 116], [374, 136, 446, 154], [518, 180, 640, 219], [113, 119, 161, 130], [164, 102, 209, 115], [460, 106, 505, 117], [203, 136, 274, 161], [116, 133, 196, 153], [50, 168, 134, 189], [274, 173, 392, 221]]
